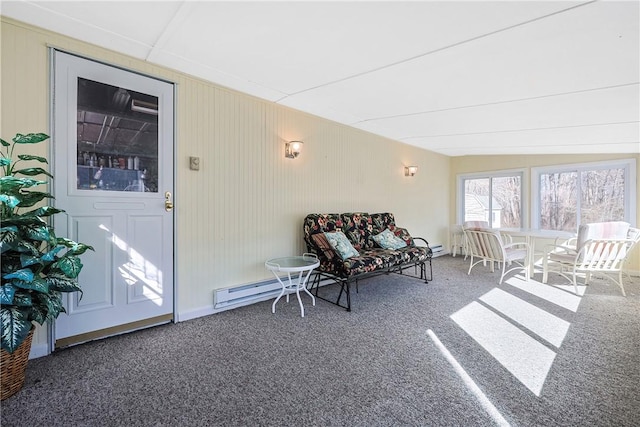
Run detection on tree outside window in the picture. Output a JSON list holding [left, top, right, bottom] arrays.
[[462, 175, 522, 228], [537, 163, 631, 232]]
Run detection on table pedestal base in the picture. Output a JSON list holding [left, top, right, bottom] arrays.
[[271, 271, 316, 317]]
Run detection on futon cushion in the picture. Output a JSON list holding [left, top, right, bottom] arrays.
[[341, 212, 372, 251], [372, 228, 407, 250], [324, 231, 360, 260]]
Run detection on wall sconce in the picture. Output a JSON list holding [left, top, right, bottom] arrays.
[[405, 166, 418, 177], [285, 141, 304, 159]]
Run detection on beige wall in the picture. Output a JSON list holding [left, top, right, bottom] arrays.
[[1, 18, 450, 337], [3, 17, 637, 355], [450, 154, 640, 271]]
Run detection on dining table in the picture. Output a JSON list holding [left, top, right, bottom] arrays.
[[497, 228, 576, 277]]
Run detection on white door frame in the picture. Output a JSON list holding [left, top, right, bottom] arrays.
[[48, 48, 178, 354]]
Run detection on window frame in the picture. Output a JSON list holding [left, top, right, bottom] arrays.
[[456, 168, 527, 228], [531, 158, 637, 230]]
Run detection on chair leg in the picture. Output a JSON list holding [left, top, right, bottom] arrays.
[[618, 271, 626, 296], [499, 261, 506, 284]]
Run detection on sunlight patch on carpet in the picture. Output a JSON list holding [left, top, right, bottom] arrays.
[[479, 288, 570, 348], [426, 329, 511, 427], [504, 276, 583, 312], [451, 302, 556, 396]]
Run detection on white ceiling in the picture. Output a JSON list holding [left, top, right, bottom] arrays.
[[2, 0, 639, 156]]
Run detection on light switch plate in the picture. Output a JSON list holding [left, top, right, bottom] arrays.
[[189, 156, 200, 171]]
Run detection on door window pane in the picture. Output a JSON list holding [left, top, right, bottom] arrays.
[[76, 78, 158, 192]]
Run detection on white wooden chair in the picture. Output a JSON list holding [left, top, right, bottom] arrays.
[[542, 221, 633, 295], [463, 227, 530, 284], [622, 227, 640, 283], [450, 224, 468, 257], [460, 221, 489, 260]]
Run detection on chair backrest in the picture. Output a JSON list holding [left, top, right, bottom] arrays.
[[577, 239, 631, 271], [576, 221, 630, 251], [463, 228, 505, 262], [463, 220, 489, 229], [624, 227, 640, 263]]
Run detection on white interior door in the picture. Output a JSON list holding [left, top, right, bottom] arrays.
[[52, 51, 174, 348]]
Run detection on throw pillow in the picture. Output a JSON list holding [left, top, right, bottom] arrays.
[[373, 228, 407, 250], [311, 233, 335, 260], [324, 231, 360, 260]]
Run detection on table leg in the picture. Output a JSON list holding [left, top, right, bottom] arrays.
[[296, 270, 316, 317], [271, 269, 317, 317], [271, 273, 287, 314], [301, 269, 316, 306], [528, 236, 535, 278]]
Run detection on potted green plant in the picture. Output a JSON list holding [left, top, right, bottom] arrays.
[[1, 132, 92, 399]]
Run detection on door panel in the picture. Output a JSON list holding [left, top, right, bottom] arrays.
[[72, 216, 114, 312], [127, 215, 165, 304], [52, 51, 174, 347]]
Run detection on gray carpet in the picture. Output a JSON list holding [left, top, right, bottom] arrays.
[[2, 255, 639, 426]]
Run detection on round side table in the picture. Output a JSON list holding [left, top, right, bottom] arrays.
[[265, 253, 319, 317]]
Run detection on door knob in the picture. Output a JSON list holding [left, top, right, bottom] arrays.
[[164, 191, 173, 212]]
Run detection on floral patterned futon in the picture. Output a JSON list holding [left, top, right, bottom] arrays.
[[303, 212, 432, 280]]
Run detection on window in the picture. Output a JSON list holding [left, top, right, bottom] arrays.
[[533, 159, 636, 231], [458, 171, 524, 228], [76, 78, 159, 192]]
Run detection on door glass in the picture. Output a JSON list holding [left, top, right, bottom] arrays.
[[76, 78, 158, 192]]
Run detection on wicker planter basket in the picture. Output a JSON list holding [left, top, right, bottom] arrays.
[[1, 327, 34, 400]]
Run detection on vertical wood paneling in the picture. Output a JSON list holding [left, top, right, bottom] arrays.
[[2, 17, 455, 319]]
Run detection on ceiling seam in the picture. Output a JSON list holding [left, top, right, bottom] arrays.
[[145, 1, 194, 62], [354, 82, 640, 123], [442, 143, 637, 156], [16, 2, 151, 50], [443, 141, 637, 150], [277, 0, 599, 102], [149, 49, 289, 99], [400, 120, 640, 140]]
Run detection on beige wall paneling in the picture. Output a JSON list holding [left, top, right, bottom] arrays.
[[2, 17, 451, 353]]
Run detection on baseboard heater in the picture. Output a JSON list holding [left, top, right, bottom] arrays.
[[214, 244, 445, 310], [430, 244, 445, 257], [214, 275, 338, 311], [214, 278, 283, 310]]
